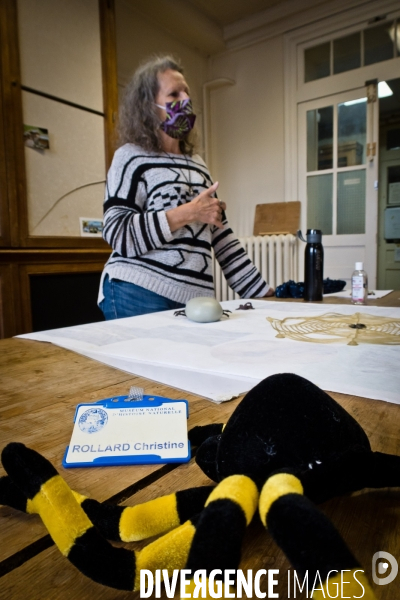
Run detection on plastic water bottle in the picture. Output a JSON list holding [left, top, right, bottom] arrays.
[[351, 262, 368, 305]]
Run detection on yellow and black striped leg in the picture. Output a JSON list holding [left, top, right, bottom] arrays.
[[0, 474, 90, 516], [188, 423, 224, 448], [81, 485, 214, 542], [0, 443, 209, 591], [0, 475, 28, 512], [189, 423, 225, 482], [1, 445, 214, 542], [2, 442, 136, 590], [302, 449, 400, 504], [259, 473, 376, 600], [184, 475, 259, 598]]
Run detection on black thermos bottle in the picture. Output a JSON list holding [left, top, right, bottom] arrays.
[[298, 229, 324, 301]]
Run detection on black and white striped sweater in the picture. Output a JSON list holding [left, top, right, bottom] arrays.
[[99, 144, 270, 304]]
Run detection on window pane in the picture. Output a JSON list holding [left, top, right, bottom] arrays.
[[304, 43, 330, 82], [333, 33, 361, 74], [337, 171, 366, 234], [307, 174, 333, 235], [307, 106, 333, 171], [337, 100, 366, 167], [387, 128, 400, 151], [387, 165, 400, 205], [364, 21, 395, 66], [381, 77, 400, 150]]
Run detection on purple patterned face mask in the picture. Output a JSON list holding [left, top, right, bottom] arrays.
[[156, 98, 196, 139]]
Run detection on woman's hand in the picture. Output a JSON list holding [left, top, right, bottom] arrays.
[[166, 182, 227, 232], [189, 182, 226, 228], [263, 288, 275, 297]]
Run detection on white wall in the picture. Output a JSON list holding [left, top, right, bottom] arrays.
[[18, 0, 103, 111], [208, 38, 285, 237]]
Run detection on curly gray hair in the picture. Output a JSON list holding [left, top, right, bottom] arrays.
[[117, 55, 195, 155]]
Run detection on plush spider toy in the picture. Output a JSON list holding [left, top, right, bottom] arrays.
[[0, 373, 398, 599]]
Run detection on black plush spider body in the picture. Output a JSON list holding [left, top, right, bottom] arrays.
[[193, 374, 370, 496], [1, 373, 398, 599]]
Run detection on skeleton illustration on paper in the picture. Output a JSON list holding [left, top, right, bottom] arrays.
[[267, 312, 400, 345]]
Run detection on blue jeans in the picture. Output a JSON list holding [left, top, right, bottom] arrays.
[[99, 275, 185, 320]]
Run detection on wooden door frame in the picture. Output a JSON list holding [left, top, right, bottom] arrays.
[[297, 89, 377, 283]]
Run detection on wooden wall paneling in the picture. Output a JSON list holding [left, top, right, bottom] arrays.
[[0, 249, 110, 336], [0, 0, 25, 247], [18, 0, 112, 249], [0, 31, 10, 247], [0, 0, 117, 337], [17, 252, 109, 333], [0, 0, 118, 248], [22, 233, 110, 250], [99, 0, 119, 170], [0, 263, 18, 338]]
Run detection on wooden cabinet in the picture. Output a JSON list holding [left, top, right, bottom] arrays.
[[0, 249, 111, 337]]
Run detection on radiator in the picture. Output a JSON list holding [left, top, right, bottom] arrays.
[[213, 234, 299, 302]]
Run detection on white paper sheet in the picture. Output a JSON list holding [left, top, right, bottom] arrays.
[[18, 301, 400, 405], [324, 289, 393, 299], [76, 350, 258, 403]]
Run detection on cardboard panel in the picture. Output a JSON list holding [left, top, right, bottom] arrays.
[[253, 201, 301, 235]]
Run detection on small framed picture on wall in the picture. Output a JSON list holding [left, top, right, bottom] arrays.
[[79, 218, 103, 237]]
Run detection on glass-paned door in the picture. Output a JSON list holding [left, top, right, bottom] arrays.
[[298, 86, 378, 286]]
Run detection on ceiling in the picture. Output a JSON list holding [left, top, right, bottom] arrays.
[[186, 0, 286, 26], [121, 0, 333, 55]]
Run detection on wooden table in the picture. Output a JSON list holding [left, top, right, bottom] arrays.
[[1, 294, 400, 599], [267, 290, 400, 307]]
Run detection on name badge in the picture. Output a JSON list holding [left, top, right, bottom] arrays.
[[63, 395, 190, 468]]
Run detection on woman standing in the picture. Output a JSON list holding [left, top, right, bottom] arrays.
[[99, 55, 274, 320]]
